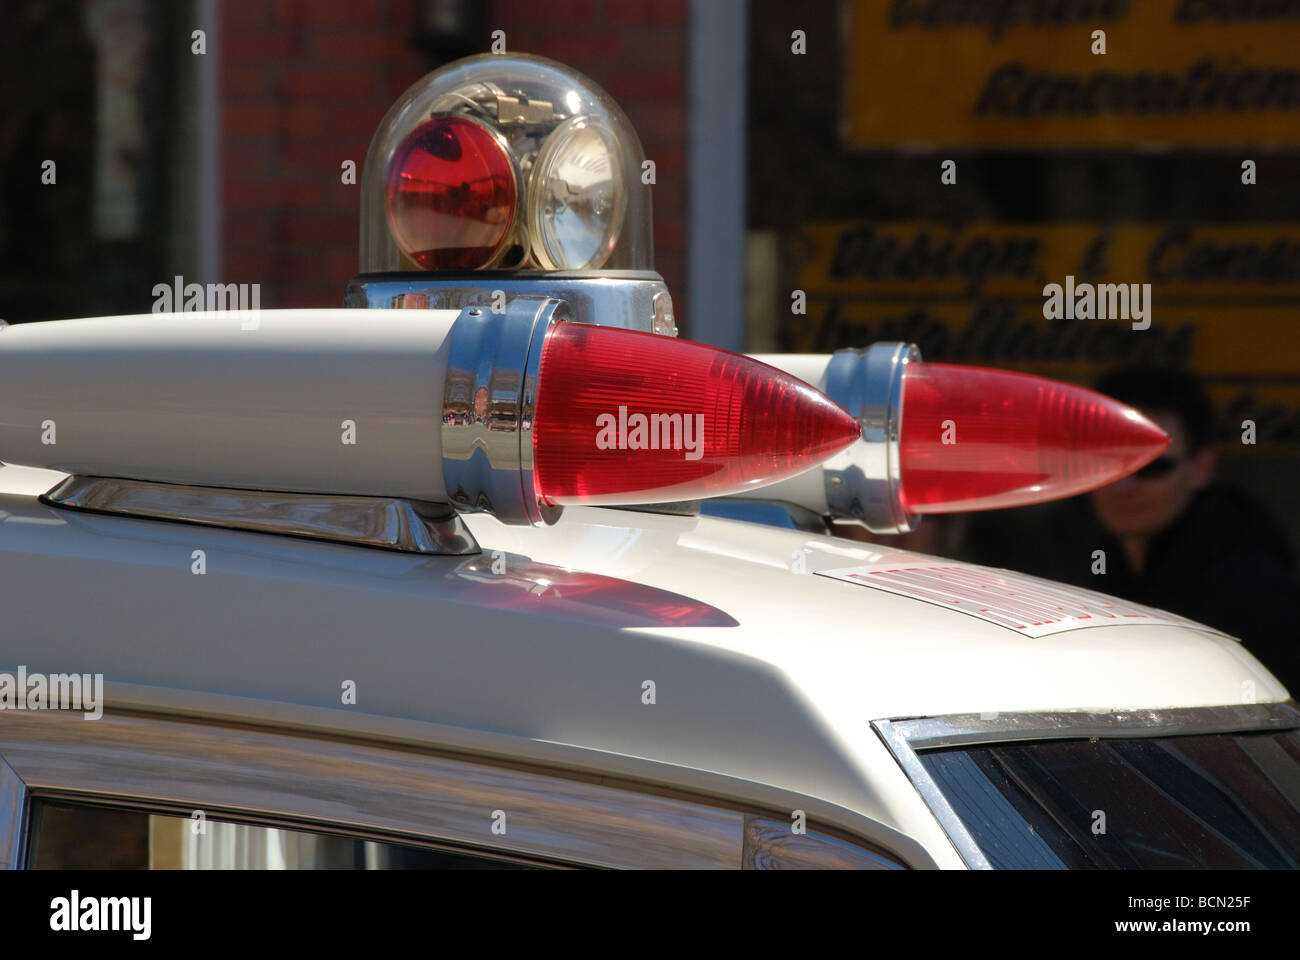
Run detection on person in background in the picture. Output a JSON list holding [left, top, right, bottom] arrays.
[[960, 367, 1300, 693]]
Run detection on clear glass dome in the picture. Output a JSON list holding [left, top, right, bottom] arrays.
[[359, 54, 652, 274]]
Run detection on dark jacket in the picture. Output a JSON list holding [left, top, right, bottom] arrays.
[[960, 486, 1300, 693]]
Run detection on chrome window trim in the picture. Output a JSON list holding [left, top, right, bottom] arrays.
[[886, 703, 1300, 751], [741, 816, 904, 870], [874, 719, 992, 870], [0, 711, 742, 870], [873, 702, 1300, 870], [0, 758, 27, 869]]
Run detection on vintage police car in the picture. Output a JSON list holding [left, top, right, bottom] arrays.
[[1, 54, 1296, 871]]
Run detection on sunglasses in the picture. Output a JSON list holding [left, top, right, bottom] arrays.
[[1132, 455, 1184, 480]]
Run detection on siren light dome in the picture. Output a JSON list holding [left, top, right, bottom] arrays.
[[360, 53, 652, 275]]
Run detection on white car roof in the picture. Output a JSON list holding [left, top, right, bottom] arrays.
[[0, 463, 1285, 866]]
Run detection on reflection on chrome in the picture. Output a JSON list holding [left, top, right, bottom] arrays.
[[441, 298, 567, 526], [41, 475, 479, 556]]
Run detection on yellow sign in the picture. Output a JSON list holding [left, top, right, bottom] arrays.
[[844, 0, 1300, 147], [790, 221, 1300, 446]]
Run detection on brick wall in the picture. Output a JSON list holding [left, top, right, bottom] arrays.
[[219, 0, 690, 328], [221, 0, 433, 307], [488, 0, 689, 327]]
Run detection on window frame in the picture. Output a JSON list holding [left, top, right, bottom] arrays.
[[0, 758, 25, 869], [0, 709, 747, 869], [0, 707, 907, 870], [24, 796, 554, 870], [873, 702, 1300, 870]]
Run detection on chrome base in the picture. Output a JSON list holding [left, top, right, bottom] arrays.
[[823, 342, 922, 534], [344, 270, 678, 337], [41, 476, 480, 556], [441, 298, 567, 527]]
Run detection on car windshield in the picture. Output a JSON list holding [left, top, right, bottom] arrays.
[[918, 728, 1300, 868]]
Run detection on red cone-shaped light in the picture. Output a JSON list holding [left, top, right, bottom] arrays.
[[899, 363, 1169, 514], [532, 322, 863, 505]]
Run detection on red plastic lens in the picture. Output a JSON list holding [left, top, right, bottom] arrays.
[[385, 116, 516, 270], [899, 363, 1169, 514], [532, 322, 863, 505]]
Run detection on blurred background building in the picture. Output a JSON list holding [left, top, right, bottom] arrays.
[[2, 0, 1298, 556]]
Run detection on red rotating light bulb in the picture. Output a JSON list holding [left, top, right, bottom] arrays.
[[531, 322, 863, 506], [898, 362, 1170, 514], [385, 116, 516, 270]]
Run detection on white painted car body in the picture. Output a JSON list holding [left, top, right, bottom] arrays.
[[0, 458, 1284, 868]]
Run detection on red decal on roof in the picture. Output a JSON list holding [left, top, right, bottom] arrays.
[[817, 562, 1217, 638]]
